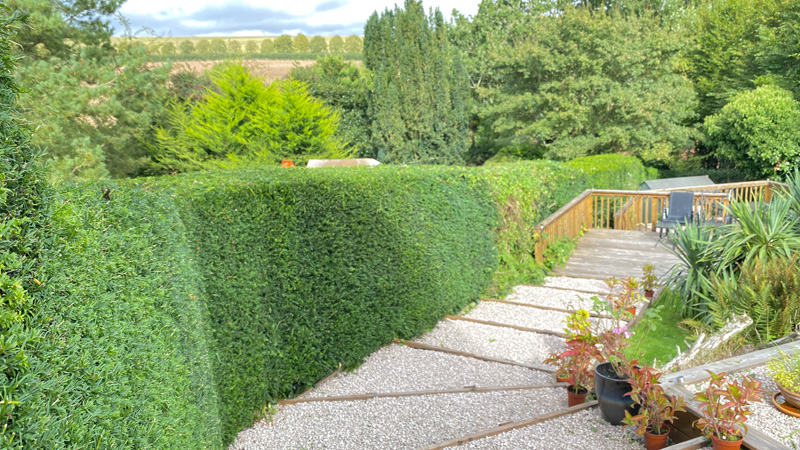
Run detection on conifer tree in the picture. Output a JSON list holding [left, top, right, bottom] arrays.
[[364, 0, 469, 164]]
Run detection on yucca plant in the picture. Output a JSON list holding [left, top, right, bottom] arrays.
[[712, 196, 800, 269], [664, 224, 720, 322]]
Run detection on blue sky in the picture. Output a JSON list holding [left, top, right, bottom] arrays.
[[114, 0, 480, 37]]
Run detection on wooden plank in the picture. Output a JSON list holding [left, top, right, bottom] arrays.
[[663, 437, 706, 450], [537, 189, 593, 228], [480, 298, 613, 319], [419, 400, 599, 449], [445, 315, 568, 338], [397, 340, 557, 373], [277, 383, 567, 405], [662, 341, 800, 386]]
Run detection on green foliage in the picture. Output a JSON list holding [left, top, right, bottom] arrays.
[[151, 63, 351, 173], [476, 154, 647, 295], [10, 0, 122, 58], [768, 351, 800, 392], [566, 154, 648, 190], [293, 33, 309, 52], [179, 39, 194, 54], [274, 35, 293, 53], [0, 8, 53, 446], [704, 85, 800, 179], [260, 38, 273, 53], [476, 4, 696, 163], [663, 224, 720, 322], [26, 184, 223, 448], [708, 257, 800, 344], [227, 39, 241, 53], [18, 45, 173, 179], [160, 41, 176, 55], [245, 40, 258, 53], [289, 56, 371, 154], [210, 38, 226, 54], [344, 35, 362, 53], [151, 165, 497, 442], [329, 35, 344, 52], [364, 0, 470, 164], [196, 39, 211, 54], [309, 36, 327, 53]]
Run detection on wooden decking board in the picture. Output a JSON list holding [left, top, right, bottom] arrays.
[[554, 229, 682, 280]]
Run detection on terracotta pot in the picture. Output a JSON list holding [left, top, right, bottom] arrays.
[[594, 362, 639, 425], [711, 434, 743, 450], [777, 381, 800, 409], [625, 306, 636, 316], [644, 290, 654, 299], [556, 375, 570, 383], [643, 426, 669, 450], [567, 385, 588, 407]]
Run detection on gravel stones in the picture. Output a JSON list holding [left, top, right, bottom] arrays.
[[460, 407, 641, 450], [304, 344, 551, 398], [545, 275, 610, 293], [230, 389, 565, 450], [506, 285, 600, 311], [417, 318, 565, 366], [464, 302, 616, 334]]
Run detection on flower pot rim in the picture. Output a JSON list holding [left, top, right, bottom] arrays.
[[711, 433, 743, 442], [568, 385, 588, 395], [645, 425, 670, 436], [776, 380, 800, 396]]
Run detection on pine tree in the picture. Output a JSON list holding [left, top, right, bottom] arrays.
[[364, 0, 469, 164]]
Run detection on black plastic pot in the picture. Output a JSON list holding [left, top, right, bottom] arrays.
[[594, 362, 639, 425]]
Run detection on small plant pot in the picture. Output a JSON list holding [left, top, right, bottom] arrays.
[[643, 426, 669, 450], [777, 382, 800, 409], [625, 306, 636, 316], [711, 434, 743, 450], [644, 290, 654, 299], [594, 362, 639, 425], [556, 375, 570, 383], [567, 385, 588, 407]]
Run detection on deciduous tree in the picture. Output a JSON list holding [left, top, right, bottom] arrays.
[[309, 36, 327, 53], [293, 33, 309, 52], [329, 35, 344, 52], [274, 35, 293, 53]]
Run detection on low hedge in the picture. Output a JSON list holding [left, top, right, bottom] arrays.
[[565, 154, 648, 190]]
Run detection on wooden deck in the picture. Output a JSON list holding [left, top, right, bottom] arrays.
[[552, 228, 681, 280]]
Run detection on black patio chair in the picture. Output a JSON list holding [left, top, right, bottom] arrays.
[[657, 191, 694, 241]]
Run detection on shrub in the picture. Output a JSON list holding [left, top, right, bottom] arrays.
[[309, 36, 327, 53], [566, 154, 648, 190], [151, 63, 351, 173], [260, 38, 273, 53], [705, 85, 800, 179], [329, 35, 344, 52], [293, 33, 309, 52], [274, 35, 293, 53]]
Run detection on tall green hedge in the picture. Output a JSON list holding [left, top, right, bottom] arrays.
[[162, 166, 497, 440], [16, 153, 644, 447], [565, 154, 648, 190]]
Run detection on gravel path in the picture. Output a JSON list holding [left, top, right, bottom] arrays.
[[231, 389, 565, 450], [304, 344, 551, 398], [465, 302, 617, 334], [460, 407, 642, 450], [506, 285, 600, 311], [545, 276, 610, 293], [417, 318, 565, 366]]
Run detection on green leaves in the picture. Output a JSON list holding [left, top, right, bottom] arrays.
[[151, 63, 352, 173], [704, 85, 800, 179]]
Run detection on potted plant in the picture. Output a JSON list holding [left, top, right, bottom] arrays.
[[693, 370, 767, 450], [641, 264, 658, 299], [545, 309, 603, 406], [622, 363, 686, 450], [606, 276, 642, 317], [594, 324, 638, 425], [767, 350, 800, 409]]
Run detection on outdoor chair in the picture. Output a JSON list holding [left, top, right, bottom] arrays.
[[657, 191, 694, 242]]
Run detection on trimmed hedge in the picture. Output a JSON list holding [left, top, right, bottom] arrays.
[[479, 154, 647, 294], [28, 186, 223, 448], [18, 153, 645, 447]]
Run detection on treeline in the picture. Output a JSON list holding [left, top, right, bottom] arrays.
[[10, 0, 800, 182], [132, 34, 364, 58]]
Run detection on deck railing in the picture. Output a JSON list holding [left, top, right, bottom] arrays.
[[533, 180, 787, 263]]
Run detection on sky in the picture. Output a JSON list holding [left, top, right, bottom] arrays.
[[113, 0, 481, 38]]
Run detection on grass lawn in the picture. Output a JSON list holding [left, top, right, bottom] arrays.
[[626, 307, 694, 367]]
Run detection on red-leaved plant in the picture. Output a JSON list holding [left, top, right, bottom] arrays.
[[693, 371, 767, 441], [544, 309, 603, 393], [623, 363, 686, 436]]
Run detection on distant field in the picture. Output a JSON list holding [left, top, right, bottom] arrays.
[[111, 35, 361, 45], [165, 59, 317, 83]]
